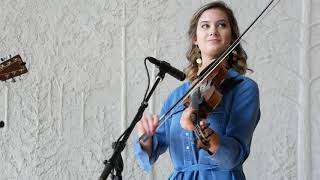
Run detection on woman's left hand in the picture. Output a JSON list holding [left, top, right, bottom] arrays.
[[180, 107, 207, 130]]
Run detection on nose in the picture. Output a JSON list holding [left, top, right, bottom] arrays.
[[209, 26, 218, 36]]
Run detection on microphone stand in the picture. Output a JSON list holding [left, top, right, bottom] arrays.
[[99, 70, 166, 180], [0, 121, 4, 128]]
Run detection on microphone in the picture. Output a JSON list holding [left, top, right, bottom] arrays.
[[146, 57, 186, 81], [0, 121, 4, 128]]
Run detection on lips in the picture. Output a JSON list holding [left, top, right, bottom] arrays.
[[208, 39, 220, 42], [207, 39, 221, 44]]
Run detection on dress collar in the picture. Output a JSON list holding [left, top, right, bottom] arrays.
[[226, 68, 240, 79]]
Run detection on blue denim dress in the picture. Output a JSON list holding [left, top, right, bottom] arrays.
[[134, 68, 261, 180]]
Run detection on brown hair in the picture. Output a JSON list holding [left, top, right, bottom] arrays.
[[185, 1, 248, 81]]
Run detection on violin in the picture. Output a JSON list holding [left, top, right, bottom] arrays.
[[184, 63, 228, 118], [183, 61, 228, 151]]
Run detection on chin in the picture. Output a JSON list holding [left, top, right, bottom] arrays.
[[208, 49, 225, 58]]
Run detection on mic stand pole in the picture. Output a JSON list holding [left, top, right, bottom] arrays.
[[99, 70, 166, 180], [0, 121, 4, 128]]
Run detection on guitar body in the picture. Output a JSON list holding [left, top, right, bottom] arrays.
[[0, 55, 28, 81]]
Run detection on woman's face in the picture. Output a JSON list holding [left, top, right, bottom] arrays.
[[194, 8, 232, 62]]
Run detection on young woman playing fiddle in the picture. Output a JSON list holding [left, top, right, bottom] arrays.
[[134, 1, 260, 179]]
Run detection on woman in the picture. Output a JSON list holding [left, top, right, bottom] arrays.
[[134, 1, 260, 179]]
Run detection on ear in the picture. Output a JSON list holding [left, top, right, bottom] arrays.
[[193, 38, 198, 46]]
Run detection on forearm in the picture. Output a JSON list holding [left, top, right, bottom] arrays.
[[134, 131, 169, 171], [211, 135, 248, 169], [198, 127, 248, 169]]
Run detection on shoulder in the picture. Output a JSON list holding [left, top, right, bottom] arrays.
[[228, 69, 259, 95], [161, 82, 190, 111], [225, 70, 260, 119], [165, 82, 190, 104], [238, 76, 259, 93]]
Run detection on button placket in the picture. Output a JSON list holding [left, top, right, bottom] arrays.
[[184, 130, 192, 163]]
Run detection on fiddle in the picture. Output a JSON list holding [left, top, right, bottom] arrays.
[[184, 62, 228, 119], [183, 61, 228, 151]]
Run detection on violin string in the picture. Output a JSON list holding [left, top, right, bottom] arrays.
[[139, 0, 280, 142]]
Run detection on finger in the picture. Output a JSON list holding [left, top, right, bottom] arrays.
[[199, 119, 207, 125], [200, 119, 208, 129], [147, 115, 156, 135], [141, 115, 151, 135], [137, 114, 147, 131], [183, 108, 194, 122], [181, 110, 189, 129], [180, 115, 195, 130], [137, 119, 147, 137], [152, 115, 159, 130], [145, 114, 154, 135], [187, 107, 196, 113], [189, 112, 196, 122], [180, 117, 186, 129]]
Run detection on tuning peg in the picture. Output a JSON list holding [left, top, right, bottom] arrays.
[[9, 54, 12, 58], [12, 78, 16, 83], [1, 58, 4, 61]]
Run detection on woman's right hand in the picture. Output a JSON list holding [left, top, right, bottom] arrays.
[[136, 113, 159, 155]]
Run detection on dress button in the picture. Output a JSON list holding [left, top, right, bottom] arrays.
[[186, 146, 190, 150], [185, 133, 189, 136]]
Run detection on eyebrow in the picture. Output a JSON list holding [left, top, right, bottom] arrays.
[[199, 19, 227, 24]]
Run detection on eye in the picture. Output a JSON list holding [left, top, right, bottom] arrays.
[[201, 24, 210, 29], [217, 22, 227, 28]]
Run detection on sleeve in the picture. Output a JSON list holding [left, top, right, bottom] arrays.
[[133, 96, 171, 172], [206, 79, 261, 170]]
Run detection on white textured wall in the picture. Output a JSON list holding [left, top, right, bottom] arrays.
[[0, 0, 319, 179]]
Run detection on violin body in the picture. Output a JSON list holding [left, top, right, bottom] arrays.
[[183, 62, 228, 150], [184, 63, 228, 118]]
